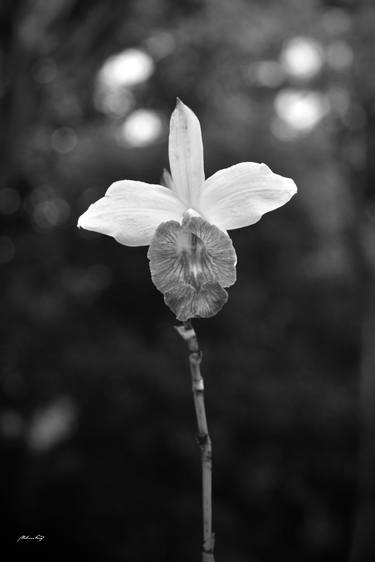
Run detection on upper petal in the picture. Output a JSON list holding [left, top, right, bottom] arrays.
[[78, 180, 186, 246], [197, 162, 297, 231], [161, 168, 175, 190], [168, 99, 205, 207]]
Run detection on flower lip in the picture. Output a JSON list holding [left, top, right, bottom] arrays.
[[148, 213, 237, 320]]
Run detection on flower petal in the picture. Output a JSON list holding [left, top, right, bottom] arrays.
[[186, 216, 237, 287], [165, 282, 228, 322], [161, 169, 175, 190], [78, 180, 186, 246], [147, 214, 236, 320], [168, 99, 205, 207], [197, 162, 297, 231]]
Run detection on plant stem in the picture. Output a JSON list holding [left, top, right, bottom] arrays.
[[176, 320, 215, 562]]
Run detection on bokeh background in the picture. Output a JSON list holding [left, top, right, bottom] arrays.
[[2, 0, 375, 561]]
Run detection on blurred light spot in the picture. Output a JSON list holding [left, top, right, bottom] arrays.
[[120, 109, 163, 147], [144, 31, 175, 60], [274, 89, 329, 132], [28, 185, 55, 204], [88, 263, 112, 289], [303, 503, 340, 549], [301, 245, 352, 279], [32, 197, 71, 229], [51, 127, 78, 153], [57, 93, 82, 120], [27, 397, 76, 452], [98, 48, 154, 89], [0, 188, 20, 215], [33, 57, 57, 84], [271, 117, 300, 141], [328, 87, 350, 117], [0, 236, 15, 263], [31, 291, 64, 323], [281, 37, 323, 80], [326, 41, 353, 71], [94, 86, 134, 117], [62, 264, 112, 301], [0, 411, 24, 439], [95, 49, 153, 117], [77, 186, 101, 211], [252, 61, 284, 88], [322, 8, 351, 35]]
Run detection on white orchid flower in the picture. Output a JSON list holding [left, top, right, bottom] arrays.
[[78, 99, 297, 320]]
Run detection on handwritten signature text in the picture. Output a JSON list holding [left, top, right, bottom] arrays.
[[17, 535, 45, 543]]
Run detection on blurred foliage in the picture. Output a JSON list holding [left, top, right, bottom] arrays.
[[1, 0, 375, 561]]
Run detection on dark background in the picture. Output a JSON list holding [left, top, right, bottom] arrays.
[[2, 1, 375, 561]]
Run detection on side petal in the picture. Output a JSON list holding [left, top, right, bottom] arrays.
[[78, 180, 186, 247], [168, 99, 205, 207], [198, 162, 297, 231]]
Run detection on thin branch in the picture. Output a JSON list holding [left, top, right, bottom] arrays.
[[176, 320, 215, 562]]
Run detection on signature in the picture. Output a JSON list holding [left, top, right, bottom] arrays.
[[17, 535, 45, 543]]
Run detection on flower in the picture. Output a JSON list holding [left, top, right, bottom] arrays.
[[78, 99, 297, 320]]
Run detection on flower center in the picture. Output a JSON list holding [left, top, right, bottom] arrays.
[[175, 227, 210, 290]]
